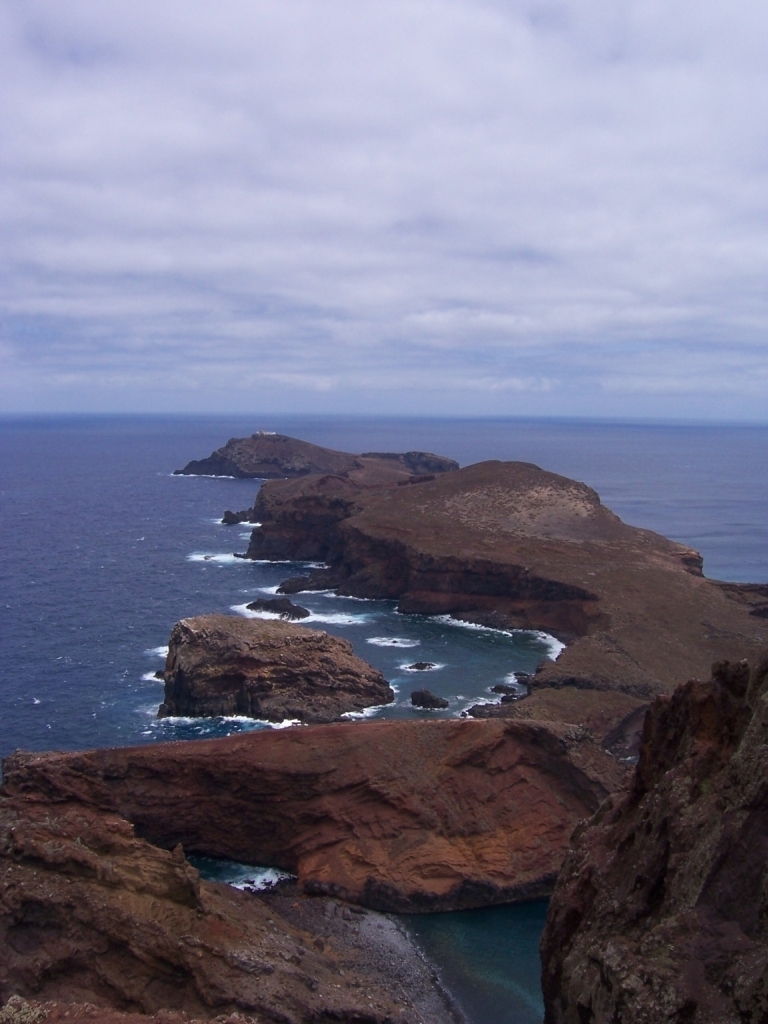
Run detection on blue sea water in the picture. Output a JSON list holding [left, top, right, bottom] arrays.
[[1, 415, 767, 1024]]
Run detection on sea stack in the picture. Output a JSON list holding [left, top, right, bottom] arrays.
[[159, 614, 394, 724]]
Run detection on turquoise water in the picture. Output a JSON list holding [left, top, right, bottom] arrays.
[[405, 902, 550, 1024]]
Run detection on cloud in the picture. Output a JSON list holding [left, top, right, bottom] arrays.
[[1, 0, 767, 417]]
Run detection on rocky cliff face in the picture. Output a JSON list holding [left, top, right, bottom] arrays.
[[2, 718, 627, 913], [541, 650, 768, 1024], [174, 431, 458, 480], [243, 459, 768, 743], [0, 793, 419, 1022], [159, 614, 394, 723]]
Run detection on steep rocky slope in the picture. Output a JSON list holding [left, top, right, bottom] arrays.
[[0, 794, 424, 1022], [2, 718, 627, 913], [159, 614, 393, 723], [541, 650, 768, 1024]]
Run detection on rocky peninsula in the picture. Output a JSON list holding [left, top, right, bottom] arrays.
[[240, 457, 768, 745], [159, 614, 394, 723]]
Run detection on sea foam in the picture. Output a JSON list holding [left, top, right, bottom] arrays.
[[432, 616, 565, 660], [366, 637, 420, 648], [231, 603, 371, 626]]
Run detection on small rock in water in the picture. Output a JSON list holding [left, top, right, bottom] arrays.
[[491, 683, 519, 695], [411, 689, 449, 709], [246, 597, 310, 620], [407, 662, 437, 671]]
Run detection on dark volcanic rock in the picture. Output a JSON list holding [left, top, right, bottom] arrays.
[[541, 651, 768, 1024], [175, 431, 458, 480], [2, 717, 628, 913], [411, 689, 450, 709], [221, 507, 259, 525], [0, 795, 426, 1022], [245, 597, 310, 620], [158, 614, 393, 723], [244, 460, 767, 711], [407, 662, 438, 671]]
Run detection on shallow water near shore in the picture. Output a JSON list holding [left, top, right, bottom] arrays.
[[2, 414, 767, 1024]]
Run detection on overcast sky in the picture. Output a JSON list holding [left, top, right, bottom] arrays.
[[1, 0, 767, 419]]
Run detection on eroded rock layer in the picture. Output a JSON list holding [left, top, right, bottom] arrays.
[[243, 460, 767, 710], [159, 614, 394, 723], [2, 718, 627, 913], [541, 650, 768, 1024], [0, 795, 419, 1022]]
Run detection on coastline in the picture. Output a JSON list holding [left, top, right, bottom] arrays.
[[257, 881, 468, 1024]]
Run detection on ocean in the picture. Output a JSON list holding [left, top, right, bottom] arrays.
[[1, 414, 767, 1023]]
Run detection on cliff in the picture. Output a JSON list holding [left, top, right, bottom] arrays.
[[174, 431, 458, 480], [0, 792, 445, 1022], [159, 614, 394, 723], [541, 650, 768, 1024], [243, 459, 768, 744], [2, 718, 627, 914]]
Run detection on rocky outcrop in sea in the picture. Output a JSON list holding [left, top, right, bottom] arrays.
[[159, 614, 394, 723], [174, 430, 458, 480]]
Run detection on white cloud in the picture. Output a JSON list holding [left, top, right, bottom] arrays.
[[1, 0, 767, 416]]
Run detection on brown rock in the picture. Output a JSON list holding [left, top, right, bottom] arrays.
[[2, 718, 628, 913], [468, 686, 648, 759], [541, 650, 768, 1024], [244, 460, 767, 699], [0, 796, 415, 1022], [174, 431, 458, 480], [158, 614, 394, 723]]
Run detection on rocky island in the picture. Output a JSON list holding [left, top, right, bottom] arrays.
[[174, 430, 459, 481], [159, 614, 394, 723]]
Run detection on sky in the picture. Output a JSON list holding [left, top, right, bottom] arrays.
[[1, 0, 768, 420]]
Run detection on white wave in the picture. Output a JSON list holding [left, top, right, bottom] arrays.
[[500, 672, 529, 694], [340, 703, 390, 719], [168, 472, 237, 479], [323, 592, 377, 602], [398, 661, 444, 673], [431, 616, 565, 660], [187, 552, 242, 564], [234, 867, 294, 890], [145, 645, 169, 658], [232, 603, 371, 626], [31, 697, 41, 705], [366, 637, 420, 648], [152, 712, 301, 730], [256, 585, 281, 594], [141, 671, 164, 682]]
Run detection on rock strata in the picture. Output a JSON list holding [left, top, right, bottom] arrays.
[[0, 794, 440, 1022], [175, 431, 458, 480], [159, 614, 393, 723], [2, 718, 628, 913], [244, 457, 767, 730], [541, 650, 768, 1024]]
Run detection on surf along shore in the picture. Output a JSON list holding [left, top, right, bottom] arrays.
[[2, 431, 766, 1022]]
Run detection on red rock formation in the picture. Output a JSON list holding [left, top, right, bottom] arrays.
[[2, 718, 627, 913], [244, 460, 767, 725], [159, 614, 394, 723], [541, 650, 768, 1024], [0, 794, 415, 1022]]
